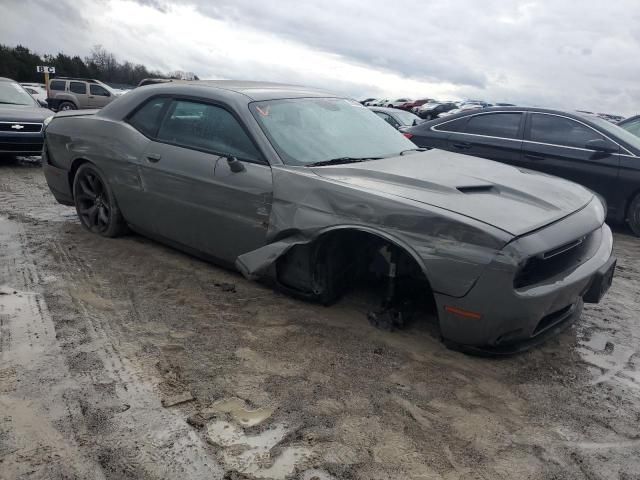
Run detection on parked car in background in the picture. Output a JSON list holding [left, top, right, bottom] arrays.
[[47, 77, 119, 111], [368, 106, 423, 130], [406, 99, 436, 112], [20, 83, 48, 106], [618, 115, 640, 138], [416, 102, 458, 120], [437, 103, 483, 118], [41, 80, 615, 353], [405, 106, 640, 235], [360, 97, 377, 105], [0, 77, 51, 158], [386, 98, 412, 108], [370, 98, 389, 106]]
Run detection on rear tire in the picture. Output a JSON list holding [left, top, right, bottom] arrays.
[[627, 193, 640, 237], [73, 163, 127, 237], [58, 101, 76, 111]]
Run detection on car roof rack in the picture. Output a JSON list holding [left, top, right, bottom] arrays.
[[52, 77, 102, 84]]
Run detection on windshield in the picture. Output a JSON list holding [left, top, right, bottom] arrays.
[[392, 109, 421, 126], [0, 81, 37, 106], [250, 98, 416, 166], [587, 115, 640, 151]]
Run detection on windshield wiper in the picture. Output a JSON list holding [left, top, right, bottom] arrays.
[[399, 148, 427, 155], [0, 101, 28, 105], [305, 156, 382, 167]]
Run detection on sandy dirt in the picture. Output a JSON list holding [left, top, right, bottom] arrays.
[[1, 159, 639, 480]]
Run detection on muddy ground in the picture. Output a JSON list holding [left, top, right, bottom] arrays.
[[0, 159, 639, 480]]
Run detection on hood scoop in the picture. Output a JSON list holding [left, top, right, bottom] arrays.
[[457, 185, 497, 194]]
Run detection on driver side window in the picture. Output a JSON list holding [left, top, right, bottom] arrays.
[[157, 100, 263, 162]]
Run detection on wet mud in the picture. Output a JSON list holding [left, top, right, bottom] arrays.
[[1, 161, 639, 479]]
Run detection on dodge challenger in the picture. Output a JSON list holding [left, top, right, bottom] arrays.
[[42, 81, 616, 354]]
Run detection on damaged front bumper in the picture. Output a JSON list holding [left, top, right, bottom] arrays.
[[435, 221, 615, 354]]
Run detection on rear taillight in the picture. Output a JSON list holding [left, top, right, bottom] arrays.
[[403, 133, 414, 139]]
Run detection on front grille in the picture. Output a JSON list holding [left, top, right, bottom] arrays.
[[514, 230, 598, 288], [0, 142, 43, 152], [0, 122, 43, 133]]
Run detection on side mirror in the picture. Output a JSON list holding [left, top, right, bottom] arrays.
[[37, 99, 48, 108], [585, 138, 617, 153], [412, 119, 419, 126], [227, 156, 245, 173]]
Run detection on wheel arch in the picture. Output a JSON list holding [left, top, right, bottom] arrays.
[[278, 224, 440, 320], [68, 157, 92, 197]]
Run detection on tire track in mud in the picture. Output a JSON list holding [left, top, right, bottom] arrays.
[[44, 230, 225, 479], [1, 213, 223, 480]]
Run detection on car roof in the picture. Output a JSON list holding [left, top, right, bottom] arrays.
[[619, 114, 640, 125], [0, 77, 18, 83], [144, 80, 335, 101]]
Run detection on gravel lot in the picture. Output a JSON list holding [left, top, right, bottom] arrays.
[[1, 159, 639, 480]]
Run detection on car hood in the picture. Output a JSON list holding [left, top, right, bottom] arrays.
[[0, 104, 51, 122], [310, 149, 594, 237]]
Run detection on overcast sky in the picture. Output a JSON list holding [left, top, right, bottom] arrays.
[[2, 0, 639, 115]]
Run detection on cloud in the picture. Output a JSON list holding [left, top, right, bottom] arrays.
[[1, 0, 639, 116]]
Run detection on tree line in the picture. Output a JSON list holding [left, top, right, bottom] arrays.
[[0, 44, 196, 87]]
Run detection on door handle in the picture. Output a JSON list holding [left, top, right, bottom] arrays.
[[524, 153, 545, 161], [146, 153, 161, 163], [453, 142, 471, 150], [88, 95, 95, 98]]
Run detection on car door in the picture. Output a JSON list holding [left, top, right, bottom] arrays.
[[138, 98, 272, 264], [522, 113, 621, 212], [446, 111, 524, 164], [69, 81, 90, 108], [88, 84, 113, 108]]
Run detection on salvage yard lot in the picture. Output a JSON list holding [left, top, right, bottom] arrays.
[[1, 160, 640, 479]]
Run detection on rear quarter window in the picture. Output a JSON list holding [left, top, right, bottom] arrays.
[[433, 116, 469, 133]]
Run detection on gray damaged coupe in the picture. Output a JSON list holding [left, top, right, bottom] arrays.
[[43, 81, 616, 354]]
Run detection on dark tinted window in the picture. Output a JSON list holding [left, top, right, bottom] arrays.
[[128, 97, 169, 137], [69, 82, 86, 94], [434, 116, 468, 133], [158, 100, 262, 161], [465, 113, 522, 139], [530, 114, 605, 148], [90, 84, 110, 96], [50, 80, 66, 91]]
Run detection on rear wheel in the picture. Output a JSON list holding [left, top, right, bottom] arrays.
[[58, 101, 76, 111], [627, 193, 640, 237], [73, 164, 127, 237]]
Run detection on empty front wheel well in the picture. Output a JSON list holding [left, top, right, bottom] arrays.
[[275, 228, 438, 322]]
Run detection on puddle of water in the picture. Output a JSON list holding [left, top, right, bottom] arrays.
[[206, 419, 314, 479], [577, 332, 638, 389], [207, 420, 286, 449], [301, 469, 338, 480], [205, 397, 274, 427]]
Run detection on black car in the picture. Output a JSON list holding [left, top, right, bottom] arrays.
[[405, 106, 640, 235], [0, 77, 52, 158]]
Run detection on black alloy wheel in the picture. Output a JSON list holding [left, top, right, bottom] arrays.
[[73, 164, 127, 237]]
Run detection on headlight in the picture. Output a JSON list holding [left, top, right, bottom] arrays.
[[43, 115, 54, 132]]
